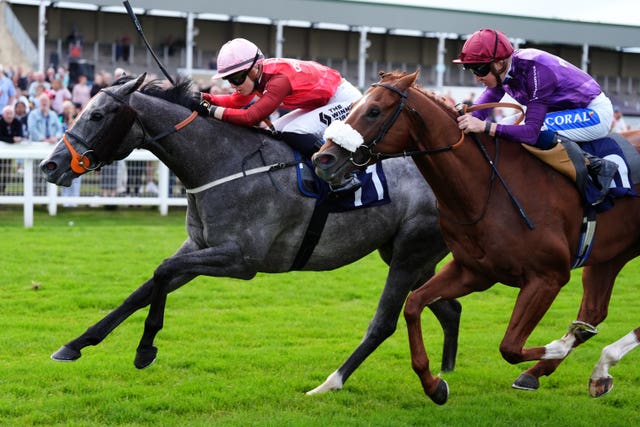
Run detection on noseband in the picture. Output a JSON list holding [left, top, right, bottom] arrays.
[[62, 88, 197, 174]]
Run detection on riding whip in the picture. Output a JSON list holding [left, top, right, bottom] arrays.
[[122, 0, 176, 86]]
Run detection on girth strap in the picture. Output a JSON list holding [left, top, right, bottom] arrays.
[[290, 199, 330, 271]]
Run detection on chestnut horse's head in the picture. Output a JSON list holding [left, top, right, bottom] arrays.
[[313, 70, 420, 186]]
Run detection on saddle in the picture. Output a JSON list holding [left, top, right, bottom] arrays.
[[522, 134, 640, 211]]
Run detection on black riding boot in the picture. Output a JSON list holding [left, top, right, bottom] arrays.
[[552, 133, 618, 202], [280, 132, 324, 158], [280, 132, 361, 196], [582, 151, 618, 193]]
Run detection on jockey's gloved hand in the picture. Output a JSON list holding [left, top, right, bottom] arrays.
[[191, 92, 217, 117]]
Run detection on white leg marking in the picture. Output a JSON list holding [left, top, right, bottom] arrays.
[[306, 371, 344, 395], [542, 332, 576, 359], [591, 331, 640, 380]]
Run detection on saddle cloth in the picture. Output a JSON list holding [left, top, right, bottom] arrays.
[[581, 135, 639, 211], [524, 134, 639, 212], [295, 153, 391, 212]]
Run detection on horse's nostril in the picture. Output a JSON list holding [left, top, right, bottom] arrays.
[[315, 154, 333, 165], [44, 162, 57, 171]]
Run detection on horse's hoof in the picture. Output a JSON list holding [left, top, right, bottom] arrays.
[[134, 346, 158, 369], [51, 345, 81, 361], [512, 373, 539, 391], [429, 379, 449, 405], [589, 377, 613, 398]]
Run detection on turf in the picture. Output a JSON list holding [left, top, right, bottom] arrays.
[[0, 206, 639, 426]]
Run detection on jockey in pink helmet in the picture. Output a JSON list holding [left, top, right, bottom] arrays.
[[194, 37, 362, 194], [211, 38, 265, 82], [453, 28, 617, 204]]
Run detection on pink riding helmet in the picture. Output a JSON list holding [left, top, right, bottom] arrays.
[[213, 38, 265, 79]]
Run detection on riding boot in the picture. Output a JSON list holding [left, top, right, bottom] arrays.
[[280, 132, 324, 159], [550, 133, 618, 202], [280, 132, 362, 196], [582, 151, 618, 193]]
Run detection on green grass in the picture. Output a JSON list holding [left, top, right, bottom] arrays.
[[0, 206, 639, 426]]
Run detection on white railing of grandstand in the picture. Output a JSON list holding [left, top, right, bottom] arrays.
[[0, 142, 186, 228]]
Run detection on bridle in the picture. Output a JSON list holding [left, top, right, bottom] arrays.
[[349, 81, 534, 230], [349, 83, 465, 167], [62, 87, 197, 174]]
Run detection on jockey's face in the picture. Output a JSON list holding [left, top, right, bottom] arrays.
[[473, 60, 507, 89], [228, 67, 258, 95]]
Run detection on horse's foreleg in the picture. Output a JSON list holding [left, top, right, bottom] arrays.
[[403, 261, 482, 405], [305, 265, 461, 395], [51, 279, 156, 361], [134, 241, 255, 369], [589, 327, 640, 397]]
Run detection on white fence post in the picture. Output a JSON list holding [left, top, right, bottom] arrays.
[[0, 142, 187, 227]]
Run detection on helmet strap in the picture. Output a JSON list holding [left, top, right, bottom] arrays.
[[491, 59, 509, 86]]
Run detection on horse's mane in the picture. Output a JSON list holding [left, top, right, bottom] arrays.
[[377, 70, 459, 120], [111, 74, 196, 109], [93, 75, 197, 162]]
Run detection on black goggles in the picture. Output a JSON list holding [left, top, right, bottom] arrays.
[[464, 62, 492, 77], [224, 51, 261, 86]]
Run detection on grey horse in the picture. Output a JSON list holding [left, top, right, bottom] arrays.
[[39, 73, 460, 394]]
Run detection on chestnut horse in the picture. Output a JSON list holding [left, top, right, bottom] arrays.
[[312, 70, 640, 404]]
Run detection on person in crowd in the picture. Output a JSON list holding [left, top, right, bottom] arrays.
[[11, 65, 29, 92], [71, 74, 91, 110], [13, 97, 29, 139], [27, 92, 62, 144], [454, 28, 617, 201], [59, 100, 78, 132], [0, 69, 17, 111], [27, 71, 50, 100], [0, 105, 24, 193], [611, 106, 629, 132], [50, 78, 72, 115], [90, 71, 111, 97], [0, 105, 23, 143]]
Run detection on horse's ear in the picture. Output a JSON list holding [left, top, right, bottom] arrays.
[[398, 70, 419, 90], [119, 72, 147, 96]]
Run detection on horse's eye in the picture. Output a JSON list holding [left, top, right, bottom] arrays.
[[367, 107, 380, 118], [90, 112, 104, 121]]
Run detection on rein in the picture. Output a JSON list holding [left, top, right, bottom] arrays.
[[62, 88, 198, 174], [353, 83, 465, 165], [185, 160, 298, 194], [365, 82, 534, 230]]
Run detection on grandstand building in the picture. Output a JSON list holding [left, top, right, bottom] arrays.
[[3, 0, 640, 116]]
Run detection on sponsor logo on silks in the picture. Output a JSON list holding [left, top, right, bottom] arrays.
[[319, 103, 352, 126], [544, 108, 601, 131]]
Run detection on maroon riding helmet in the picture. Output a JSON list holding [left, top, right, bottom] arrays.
[[453, 29, 514, 80]]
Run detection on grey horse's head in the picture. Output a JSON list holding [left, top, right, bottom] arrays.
[[40, 73, 146, 186]]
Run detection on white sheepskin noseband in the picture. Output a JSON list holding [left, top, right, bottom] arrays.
[[323, 121, 364, 153]]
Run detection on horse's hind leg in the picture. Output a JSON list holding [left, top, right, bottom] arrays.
[[513, 261, 623, 391], [589, 327, 640, 397], [431, 298, 462, 372]]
